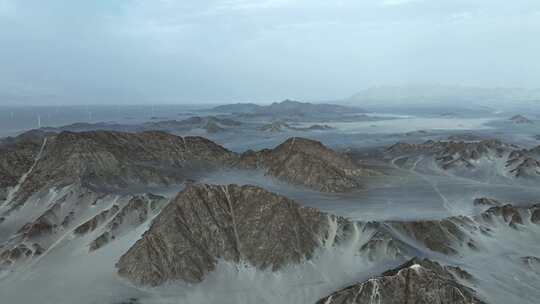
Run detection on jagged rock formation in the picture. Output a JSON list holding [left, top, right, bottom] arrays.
[[238, 137, 380, 192], [316, 258, 486, 304], [505, 149, 540, 178], [0, 186, 104, 265], [481, 204, 526, 228], [366, 203, 540, 259], [116, 184, 343, 285], [386, 140, 439, 155], [386, 140, 510, 165], [388, 219, 472, 255], [0, 189, 167, 265], [74, 205, 120, 236], [434, 140, 509, 170], [357, 222, 414, 261], [387, 140, 540, 180], [88, 194, 167, 251]]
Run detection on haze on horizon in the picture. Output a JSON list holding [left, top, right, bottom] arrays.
[[1, 0, 539, 105]]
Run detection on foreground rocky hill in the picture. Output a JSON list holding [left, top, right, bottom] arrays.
[[116, 184, 344, 285]]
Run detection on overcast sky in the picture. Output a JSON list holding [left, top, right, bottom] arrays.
[[1, 0, 539, 105]]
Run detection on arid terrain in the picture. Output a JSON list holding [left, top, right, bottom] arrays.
[[1, 99, 540, 304]]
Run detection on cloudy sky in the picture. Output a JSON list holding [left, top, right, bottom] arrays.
[[1, 0, 539, 104]]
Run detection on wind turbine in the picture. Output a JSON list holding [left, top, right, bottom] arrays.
[[86, 105, 92, 122]]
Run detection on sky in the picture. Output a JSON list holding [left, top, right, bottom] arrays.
[[0, 0, 539, 105]]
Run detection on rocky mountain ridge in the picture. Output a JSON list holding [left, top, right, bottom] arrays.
[[387, 139, 540, 179], [211, 99, 366, 117], [3, 130, 235, 208]]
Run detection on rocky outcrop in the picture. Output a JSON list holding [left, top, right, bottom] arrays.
[[386, 140, 510, 167], [386, 140, 439, 155], [238, 137, 379, 192], [388, 219, 474, 255], [435, 140, 509, 170], [89, 194, 167, 251], [316, 258, 486, 304], [0, 186, 105, 265], [481, 204, 524, 228], [0, 188, 168, 265], [116, 184, 341, 286], [0, 244, 39, 264], [384, 203, 540, 256], [358, 222, 414, 261], [505, 149, 540, 178], [74, 205, 120, 236]]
